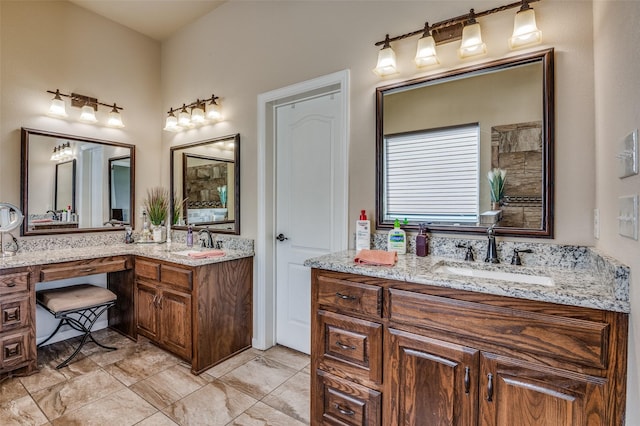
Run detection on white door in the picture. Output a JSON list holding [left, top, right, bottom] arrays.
[[275, 92, 344, 354]]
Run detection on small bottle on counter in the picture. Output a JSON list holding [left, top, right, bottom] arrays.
[[186, 226, 193, 247], [355, 210, 371, 251], [387, 218, 407, 254], [416, 223, 429, 257]]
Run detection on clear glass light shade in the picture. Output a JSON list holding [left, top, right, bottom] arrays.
[[415, 35, 440, 67], [107, 110, 124, 128], [458, 23, 487, 58], [79, 105, 97, 123], [164, 115, 181, 132], [206, 103, 223, 122], [373, 46, 398, 77], [509, 8, 542, 49], [191, 106, 206, 124], [178, 108, 192, 127], [62, 144, 72, 157], [48, 98, 67, 117]]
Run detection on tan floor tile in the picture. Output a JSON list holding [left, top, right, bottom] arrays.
[[130, 364, 208, 410], [228, 401, 307, 426], [262, 346, 310, 371], [164, 381, 257, 426], [262, 372, 310, 424], [51, 388, 157, 426], [220, 356, 297, 400], [0, 395, 49, 426], [136, 411, 179, 426], [301, 364, 311, 375], [31, 369, 125, 420], [79, 328, 140, 357], [103, 343, 181, 386], [0, 378, 28, 404], [37, 337, 87, 369], [202, 348, 261, 379], [19, 364, 67, 394]]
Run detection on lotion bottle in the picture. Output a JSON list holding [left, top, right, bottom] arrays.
[[355, 210, 371, 251], [387, 219, 406, 254], [416, 223, 429, 257]]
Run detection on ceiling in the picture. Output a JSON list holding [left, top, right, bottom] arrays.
[[69, 0, 225, 41]]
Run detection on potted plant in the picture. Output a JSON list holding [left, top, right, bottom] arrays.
[[487, 168, 507, 210], [144, 187, 169, 242]]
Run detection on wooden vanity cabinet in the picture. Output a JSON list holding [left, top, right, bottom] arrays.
[[0, 267, 36, 378], [135, 256, 253, 374], [311, 269, 628, 426]]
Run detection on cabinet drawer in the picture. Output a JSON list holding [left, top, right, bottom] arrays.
[[0, 271, 29, 295], [315, 370, 381, 426], [161, 264, 192, 290], [389, 288, 610, 369], [1, 297, 29, 331], [318, 310, 382, 385], [136, 259, 160, 281], [317, 276, 382, 317], [40, 257, 129, 282], [0, 330, 31, 369]]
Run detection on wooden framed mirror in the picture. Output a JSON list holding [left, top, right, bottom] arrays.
[[21, 128, 135, 235], [376, 48, 554, 238], [170, 133, 240, 235]]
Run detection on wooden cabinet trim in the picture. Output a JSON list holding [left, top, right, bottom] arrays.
[[0, 271, 29, 295], [39, 257, 130, 282], [316, 275, 382, 317]]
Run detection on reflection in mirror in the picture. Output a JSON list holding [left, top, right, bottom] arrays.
[[21, 128, 135, 235], [55, 160, 75, 212], [109, 156, 131, 225], [171, 134, 240, 235], [376, 49, 554, 238]]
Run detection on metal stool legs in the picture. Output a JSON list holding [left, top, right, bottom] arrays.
[[38, 301, 117, 369]]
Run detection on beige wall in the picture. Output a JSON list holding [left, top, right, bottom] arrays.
[[0, 1, 161, 217], [593, 1, 640, 422]]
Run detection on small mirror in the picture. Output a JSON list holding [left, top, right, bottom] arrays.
[[21, 128, 135, 235], [170, 134, 240, 234], [376, 49, 554, 237]]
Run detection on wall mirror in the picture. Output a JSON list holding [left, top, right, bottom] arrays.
[[170, 133, 240, 235], [21, 128, 135, 235], [376, 48, 554, 238]]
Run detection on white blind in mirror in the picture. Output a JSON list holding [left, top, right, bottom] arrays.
[[383, 124, 479, 224]]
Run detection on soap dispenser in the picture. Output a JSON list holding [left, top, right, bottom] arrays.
[[416, 223, 429, 257]]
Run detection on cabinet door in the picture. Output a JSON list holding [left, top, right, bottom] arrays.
[[478, 353, 607, 426], [159, 287, 192, 360], [386, 328, 479, 426], [136, 282, 159, 340]]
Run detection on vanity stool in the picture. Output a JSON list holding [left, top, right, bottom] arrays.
[[36, 284, 117, 369]]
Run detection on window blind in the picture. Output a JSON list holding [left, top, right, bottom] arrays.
[[383, 124, 479, 224]]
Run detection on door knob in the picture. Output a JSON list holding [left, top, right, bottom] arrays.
[[276, 233, 288, 242]]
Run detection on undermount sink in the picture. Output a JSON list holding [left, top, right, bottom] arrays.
[[434, 264, 555, 287]]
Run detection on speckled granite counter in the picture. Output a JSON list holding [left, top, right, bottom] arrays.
[[304, 250, 630, 313], [0, 242, 254, 269]]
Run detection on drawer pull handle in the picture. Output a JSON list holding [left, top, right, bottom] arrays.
[[5, 282, 17, 287], [81, 268, 96, 273], [335, 292, 356, 301], [335, 341, 356, 350], [334, 404, 355, 416], [5, 343, 20, 358], [487, 373, 494, 402], [464, 367, 470, 394]]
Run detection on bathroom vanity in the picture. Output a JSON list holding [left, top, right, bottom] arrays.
[[307, 251, 629, 426], [0, 242, 253, 379]]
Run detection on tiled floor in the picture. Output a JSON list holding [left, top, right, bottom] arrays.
[[0, 329, 310, 425]]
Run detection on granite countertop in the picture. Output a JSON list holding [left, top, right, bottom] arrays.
[[0, 242, 254, 269], [304, 250, 630, 313]]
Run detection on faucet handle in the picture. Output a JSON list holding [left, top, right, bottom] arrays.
[[456, 244, 475, 262], [511, 248, 533, 265]]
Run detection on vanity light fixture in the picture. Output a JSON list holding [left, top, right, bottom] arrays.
[[50, 142, 74, 162], [164, 94, 223, 132], [46, 90, 124, 127], [374, 0, 542, 76]]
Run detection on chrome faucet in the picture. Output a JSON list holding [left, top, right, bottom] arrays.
[[198, 228, 214, 248], [484, 225, 499, 263]]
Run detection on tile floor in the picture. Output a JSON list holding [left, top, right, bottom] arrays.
[[0, 329, 311, 425]]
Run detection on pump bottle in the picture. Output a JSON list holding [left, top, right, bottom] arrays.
[[355, 210, 371, 251]]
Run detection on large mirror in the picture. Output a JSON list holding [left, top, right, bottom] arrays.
[[376, 48, 554, 238], [21, 128, 135, 235], [170, 133, 240, 235]]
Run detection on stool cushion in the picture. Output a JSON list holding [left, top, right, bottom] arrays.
[[37, 284, 117, 313]]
